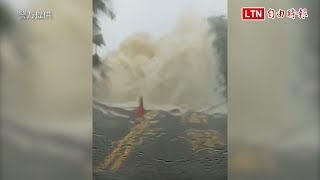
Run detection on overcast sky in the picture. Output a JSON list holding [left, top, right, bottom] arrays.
[[98, 0, 227, 58]]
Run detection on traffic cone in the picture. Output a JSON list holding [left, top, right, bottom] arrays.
[[136, 96, 145, 118]]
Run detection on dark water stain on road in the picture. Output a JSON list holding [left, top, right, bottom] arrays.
[[93, 102, 227, 180]]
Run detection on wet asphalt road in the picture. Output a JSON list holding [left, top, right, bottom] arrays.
[[93, 102, 227, 180]]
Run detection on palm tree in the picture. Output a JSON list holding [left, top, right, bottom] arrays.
[[93, 0, 115, 68]]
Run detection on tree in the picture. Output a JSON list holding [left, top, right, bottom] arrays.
[[93, 0, 115, 68], [208, 15, 227, 98]]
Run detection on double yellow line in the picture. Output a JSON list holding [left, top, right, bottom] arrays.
[[94, 111, 158, 173]]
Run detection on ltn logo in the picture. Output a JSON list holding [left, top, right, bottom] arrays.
[[242, 7, 265, 21]]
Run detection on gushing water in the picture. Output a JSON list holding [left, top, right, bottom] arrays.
[[94, 16, 225, 112]]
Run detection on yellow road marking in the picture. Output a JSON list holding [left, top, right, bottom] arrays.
[[95, 120, 148, 171], [94, 111, 158, 173], [111, 119, 150, 171], [189, 113, 201, 123], [186, 113, 207, 124], [111, 145, 134, 171], [186, 129, 225, 154]]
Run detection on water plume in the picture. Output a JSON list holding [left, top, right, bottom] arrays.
[[94, 16, 225, 112]]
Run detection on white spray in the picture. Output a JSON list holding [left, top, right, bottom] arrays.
[[94, 16, 225, 112]]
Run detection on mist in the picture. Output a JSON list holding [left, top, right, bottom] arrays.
[[94, 15, 226, 112]]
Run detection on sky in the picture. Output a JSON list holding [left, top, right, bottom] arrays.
[[98, 0, 227, 58]]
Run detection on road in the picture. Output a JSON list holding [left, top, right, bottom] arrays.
[[93, 102, 227, 180]]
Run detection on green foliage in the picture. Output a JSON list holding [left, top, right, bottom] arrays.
[[93, 0, 115, 19], [93, 0, 115, 68], [93, 0, 115, 34], [93, 53, 102, 67], [93, 34, 105, 46], [93, 16, 100, 32]]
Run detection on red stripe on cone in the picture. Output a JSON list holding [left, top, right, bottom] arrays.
[[136, 96, 144, 118]]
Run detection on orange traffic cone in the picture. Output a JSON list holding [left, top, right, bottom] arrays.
[[136, 96, 145, 118]]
